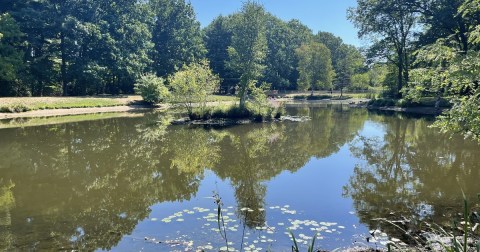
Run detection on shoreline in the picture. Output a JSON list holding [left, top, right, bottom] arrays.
[[0, 98, 446, 120], [364, 105, 446, 115], [0, 105, 155, 119]]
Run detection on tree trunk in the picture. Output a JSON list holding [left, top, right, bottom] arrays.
[[61, 30, 67, 96], [239, 80, 247, 110], [397, 50, 404, 99]]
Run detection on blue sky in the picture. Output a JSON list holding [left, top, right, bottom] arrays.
[[189, 0, 362, 47]]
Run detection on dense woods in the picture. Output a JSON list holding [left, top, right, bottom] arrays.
[[0, 0, 364, 98], [2, 0, 480, 139]]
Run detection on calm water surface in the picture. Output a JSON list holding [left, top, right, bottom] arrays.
[[1, 105, 479, 251]]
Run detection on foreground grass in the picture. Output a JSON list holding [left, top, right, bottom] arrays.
[[0, 95, 238, 113]]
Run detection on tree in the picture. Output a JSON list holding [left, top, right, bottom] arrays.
[[286, 20, 314, 88], [368, 64, 388, 87], [335, 44, 365, 96], [402, 0, 480, 141], [348, 0, 419, 97], [295, 41, 334, 95], [262, 15, 299, 91], [204, 15, 237, 93], [150, 0, 206, 77], [169, 60, 220, 116], [351, 73, 370, 90], [315, 32, 365, 95], [0, 13, 26, 96], [227, 1, 267, 109]]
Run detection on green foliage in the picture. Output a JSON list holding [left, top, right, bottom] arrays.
[[295, 41, 334, 94], [351, 73, 370, 91], [348, 0, 418, 97], [134, 74, 169, 104], [169, 60, 220, 115], [188, 101, 284, 122], [150, 0, 206, 77], [368, 64, 388, 87], [0, 104, 30, 113], [204, 15, 237, 93], [0, 13, 27, 97], [367, 98, 396, 107], [316, 32, 365, 94], [227, 1, 267, 108]]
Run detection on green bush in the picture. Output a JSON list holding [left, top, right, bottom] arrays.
[[187, 103, 285, 122], [293, 95, 332, 100], [134, 74, 170, 104], [0, 104, 31, 113], [395, 97, 452, 108], [368, 98, 396, 107]]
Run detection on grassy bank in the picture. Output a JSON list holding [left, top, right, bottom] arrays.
[[0, 96, 141, 113], [0, 112, 144, 129], [285, 91, 376, 100], [0, 95, 238, 113]]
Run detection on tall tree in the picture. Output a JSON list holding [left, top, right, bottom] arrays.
[[285, 20, 314, 89], [295, 41, 335, 95], [404, 0, 480, 141], [227, 1, 267, 109], [204, 15, 237, 93], [348, 0, 419, 97], [316, 32, 365, 95], [150, 0, 206, 77], [335, 44, 365, 96], [263, 15, 298, 91], [0, 13, 26, 96]]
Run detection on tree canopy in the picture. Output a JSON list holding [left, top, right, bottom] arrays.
[[0, 0, 363, 98]]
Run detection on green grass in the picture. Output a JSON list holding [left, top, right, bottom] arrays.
[[0, 96, 141, 113], [206, 95, 239, 102], [0, 112, 143, 129], [188, 103, 284, 122]]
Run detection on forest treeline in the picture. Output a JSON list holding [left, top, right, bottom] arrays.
[[2, 0, 480, 139], [0, 0, 370, 97]]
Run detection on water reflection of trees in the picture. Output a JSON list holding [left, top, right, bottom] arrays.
[[0, 106, 368, 250], [344, 113, 480, 242]]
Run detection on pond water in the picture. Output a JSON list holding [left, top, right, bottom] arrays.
[[1, 105, 479, 251]]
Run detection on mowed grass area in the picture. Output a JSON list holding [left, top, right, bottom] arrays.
[[0, 95, 239, 113], [0, 112, 145, 129], [0, 96, 142, 113]]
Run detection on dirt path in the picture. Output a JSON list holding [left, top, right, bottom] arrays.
[[0, 105, 154, 119]]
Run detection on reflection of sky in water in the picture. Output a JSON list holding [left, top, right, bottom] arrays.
[[110, 144, 374, 251]]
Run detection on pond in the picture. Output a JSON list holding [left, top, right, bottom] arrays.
[[0, 105, 479, 251]]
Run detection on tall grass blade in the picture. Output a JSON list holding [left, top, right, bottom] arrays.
[[307, 232, 318, 252], [463, 191, 469, 252], [289, 230, 299, 252]]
